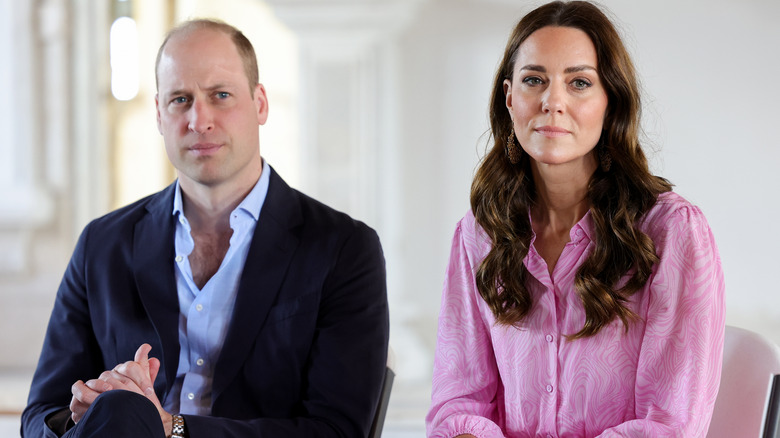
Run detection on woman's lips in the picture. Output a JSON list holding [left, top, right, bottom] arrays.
[[535, 126, 571, 138]]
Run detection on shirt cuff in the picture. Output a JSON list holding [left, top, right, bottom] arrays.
[[431, 414, 505, 438]]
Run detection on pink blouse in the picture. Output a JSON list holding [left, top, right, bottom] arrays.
[[427, 192, 725, 438]]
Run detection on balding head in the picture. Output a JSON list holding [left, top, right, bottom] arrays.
[[155, 19, 259, 92]]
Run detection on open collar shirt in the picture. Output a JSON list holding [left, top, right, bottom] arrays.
[[427, 191, 725, 438], [164, 159, 271, 415]]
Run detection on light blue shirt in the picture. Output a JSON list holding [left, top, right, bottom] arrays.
[[163, 160, 270, 415]]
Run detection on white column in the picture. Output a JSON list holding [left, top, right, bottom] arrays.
[[266, 0, 432, 383], [71, 0, 112, 234], [0, 0, 54, 274], [0, 0, 112, 370]]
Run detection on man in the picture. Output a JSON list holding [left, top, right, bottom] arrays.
[[22, 19, 389, 438]]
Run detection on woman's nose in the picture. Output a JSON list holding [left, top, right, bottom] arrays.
[[541, 85, 565, 114]]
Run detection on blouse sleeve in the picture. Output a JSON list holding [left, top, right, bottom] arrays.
[[597, 203, 726, 437], [426, 219, 506, 438]]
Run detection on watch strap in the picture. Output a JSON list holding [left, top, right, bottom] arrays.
[[171, 413, 186, 438]]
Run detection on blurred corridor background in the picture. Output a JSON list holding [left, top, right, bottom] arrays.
[[1, 0, 779, 435]]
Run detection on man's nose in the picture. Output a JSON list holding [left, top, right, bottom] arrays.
[[188, 100, 214, 133]]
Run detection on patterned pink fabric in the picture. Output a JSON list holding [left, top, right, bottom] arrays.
[[427, 192, 725, 438]]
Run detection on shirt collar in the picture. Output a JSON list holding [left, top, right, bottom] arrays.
[[573, 209, 594, 241], [526, 208, 595, 242], [237, 159, 270, 221], [172, 159, 271, 222]]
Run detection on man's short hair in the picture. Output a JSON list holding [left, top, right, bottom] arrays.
[[155, 19, 259, 91]]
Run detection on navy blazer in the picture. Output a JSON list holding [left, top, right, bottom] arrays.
[[22, 168, 389, 437]]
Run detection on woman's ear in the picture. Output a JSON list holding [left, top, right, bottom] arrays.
[[503, 79, 513, 111]]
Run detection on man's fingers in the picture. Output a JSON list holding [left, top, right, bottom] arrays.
[[134, 343, 152, 372], [112, 361, 151, 391], [85, 378, 112, 393], [149, 357, 161, 385], [98, 369, 148, 395], [70, 379, 109, 424], [71, 380, 103, 404], [69, 397, 88, 424]]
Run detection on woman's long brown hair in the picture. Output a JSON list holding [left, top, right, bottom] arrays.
[[472, 1, 672, 338]]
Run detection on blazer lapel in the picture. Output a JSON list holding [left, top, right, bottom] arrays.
[[132, 184, 181, 396], [212, 168, 302, 400]]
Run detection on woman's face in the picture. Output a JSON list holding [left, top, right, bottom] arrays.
[[504, 26, 608, 172]]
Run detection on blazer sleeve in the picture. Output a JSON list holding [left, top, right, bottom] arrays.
[[21, 224, 105, 438], [185, 223, 390, 438]]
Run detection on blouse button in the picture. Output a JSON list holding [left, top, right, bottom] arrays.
[[546, 384, 553, 393], [546, 334, 553, 342]]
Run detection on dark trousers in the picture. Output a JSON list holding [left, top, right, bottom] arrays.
[[63, 391, 166, 438]]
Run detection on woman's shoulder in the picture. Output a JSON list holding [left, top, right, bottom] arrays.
[[640, 191, 712, 241], [455, 210, 493, 253]]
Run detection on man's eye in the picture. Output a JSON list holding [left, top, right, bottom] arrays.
[[172, 97, 188, 104], [216, 92, 230, 99]]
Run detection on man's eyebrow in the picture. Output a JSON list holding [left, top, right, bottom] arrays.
[[162, 83, 239, 100], [165, 89, 189, 97], [204, 83, 234, 92]]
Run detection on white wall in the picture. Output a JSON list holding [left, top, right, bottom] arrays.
[[605, 0, 780, 331], [387, 1, 780, 428], [395, 0, 780, 360], [1, 0, 778, 434]]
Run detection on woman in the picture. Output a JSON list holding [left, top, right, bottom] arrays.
[[426, 2, 725, 437]]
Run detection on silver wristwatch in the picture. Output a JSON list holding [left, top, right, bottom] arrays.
[[171, 414, 185, 438]]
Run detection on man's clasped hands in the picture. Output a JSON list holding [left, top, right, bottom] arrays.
[[68, 344, 172, 429]]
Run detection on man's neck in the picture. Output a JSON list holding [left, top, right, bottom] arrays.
[[180, 165, 263, 234]]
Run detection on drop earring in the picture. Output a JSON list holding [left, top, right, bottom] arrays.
[[505, 127, 520, 164]]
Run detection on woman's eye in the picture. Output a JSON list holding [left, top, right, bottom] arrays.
[[572, 79, 592, 90], [522, 76, 544, 86]]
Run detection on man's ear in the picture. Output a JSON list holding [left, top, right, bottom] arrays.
[[254, 84, 269, 125], [155, 94, 162, 134]]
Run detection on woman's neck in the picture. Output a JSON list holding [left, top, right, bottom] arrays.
[[530, 156, 595, 232], [529, 155, 596, 276]]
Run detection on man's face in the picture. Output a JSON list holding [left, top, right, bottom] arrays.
[[155, 28, 268, 191]]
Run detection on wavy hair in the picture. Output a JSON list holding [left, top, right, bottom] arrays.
[[471, 1, 672, 338]]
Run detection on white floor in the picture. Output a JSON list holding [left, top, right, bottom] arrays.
[[1, 369, 30, 438], [0, 416, 20, 437]]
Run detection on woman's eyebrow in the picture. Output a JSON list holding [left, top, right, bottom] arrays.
[[518, 64, 597, 73]]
